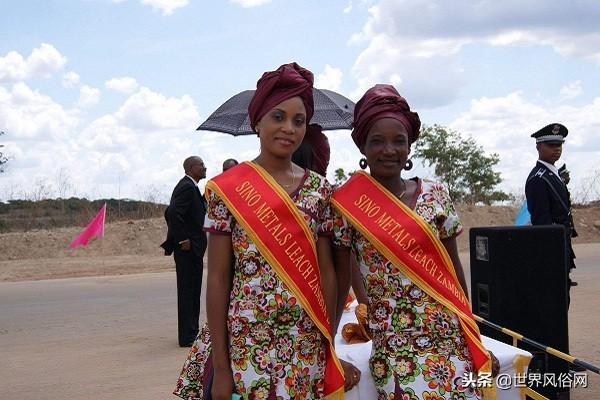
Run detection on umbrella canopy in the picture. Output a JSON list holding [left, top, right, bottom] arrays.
[[198, 88, 354, 135]]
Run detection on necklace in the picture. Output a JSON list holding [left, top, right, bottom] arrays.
[[253, 158, 296, 189], [281, 164, 296, 189]]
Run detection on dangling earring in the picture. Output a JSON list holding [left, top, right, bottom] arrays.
[[404, 159, 413, 171], [359, 158, 368, 169]]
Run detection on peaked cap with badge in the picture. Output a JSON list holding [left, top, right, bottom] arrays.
[[531, 123, 568, 144]]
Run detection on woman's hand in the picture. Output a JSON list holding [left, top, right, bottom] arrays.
[[489, 350, 500, 377], [340, 358, 361, 392], [211, 367, 234, 400]]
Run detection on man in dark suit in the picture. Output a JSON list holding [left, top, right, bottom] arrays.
[[525, 123, 577, 291], [162, 156, 207, 347]]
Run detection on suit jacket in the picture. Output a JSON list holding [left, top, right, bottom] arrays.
[[161, 176, 207, 257], [525, 161, 576, 260]]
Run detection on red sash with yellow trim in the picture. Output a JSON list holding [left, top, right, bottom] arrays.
[[206, 162, 345, 399], [332, 171, 491, 374]]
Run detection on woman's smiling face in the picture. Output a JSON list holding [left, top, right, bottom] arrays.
[[255, 96, 307, 159], [362, 117, 410, 178]]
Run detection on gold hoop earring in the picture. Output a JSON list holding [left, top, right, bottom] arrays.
[[359, 158, 368, 169]]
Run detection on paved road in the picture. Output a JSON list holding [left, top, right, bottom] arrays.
[[1, 244, 598, 399], [0, 272, 197, 399]]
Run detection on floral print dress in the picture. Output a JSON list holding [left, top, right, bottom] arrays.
[[174, 169, 334, 400], [333, 178, 481, 400]]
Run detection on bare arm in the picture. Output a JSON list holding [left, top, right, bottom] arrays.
[[441, 236, 469, 301], [329, 243, 363, 392], [206, 233, 234, 399], [350, 255, 368, 306], [317, 236, 338, 336], [332, 245, 351, 333]]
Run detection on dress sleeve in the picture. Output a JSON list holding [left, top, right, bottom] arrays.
[[330, 189, 353, 248], [203, 189, 233, 234], [417, 180, 463, 239], [435, 182, 463, 239], [317, 177, 335, 236]]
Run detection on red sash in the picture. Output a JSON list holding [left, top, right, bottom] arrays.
[[206, 162, 344, 399], [332, 171, 491, 374]]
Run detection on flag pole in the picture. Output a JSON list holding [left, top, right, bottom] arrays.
[[101, 203, 106, 269]]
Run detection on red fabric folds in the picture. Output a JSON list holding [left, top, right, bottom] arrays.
[[248, 62, 314, 131], [351, 84, 421, 148], [305, 123, 330, 176]]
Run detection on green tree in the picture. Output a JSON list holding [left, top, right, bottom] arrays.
[[0, 131, 7, 173], [414, 124, 511, 204], [334, 168, 348, 187]]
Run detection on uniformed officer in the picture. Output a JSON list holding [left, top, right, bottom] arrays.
[[525, 123, 577, 290]]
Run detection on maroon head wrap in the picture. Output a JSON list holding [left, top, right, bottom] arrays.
[[248, 62, 314, 131], [305, 124, 330, 176], [351, 84, 421, 149]]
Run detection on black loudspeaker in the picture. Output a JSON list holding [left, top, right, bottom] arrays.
[[470, 226, 570, 399]]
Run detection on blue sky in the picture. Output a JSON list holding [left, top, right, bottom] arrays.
[[2, 0, 600, 203]]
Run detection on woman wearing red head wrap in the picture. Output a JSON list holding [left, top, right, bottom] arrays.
[[331, 85, 498, 399], [174, 63, 346, 400]]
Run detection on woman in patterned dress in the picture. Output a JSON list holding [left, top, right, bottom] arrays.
[[173, 63, 343, 400], [332, 84, 496, 399]]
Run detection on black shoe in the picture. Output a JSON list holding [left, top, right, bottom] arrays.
[[570, 281, 578, 287]]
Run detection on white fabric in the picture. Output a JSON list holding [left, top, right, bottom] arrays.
[[336, 301, 532, 400], [537, 160, 560, 178], [185, 174, 199, 186], [536, 135, 564, 143]]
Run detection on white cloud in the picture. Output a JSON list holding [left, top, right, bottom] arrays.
[[0, 44, 67, 83], [0, 51, 28, 82], [230, 0, 272, 8], [343, 1, 353, 13], [105, 76, 139, 94], [350, 33, 465, 106], [114, 87, 199, 130], [353, 0, 600, 47], [27, 43, 68, 78], [0, 82, 79, 141], [327, 130, 363, 177], [559, 80, 583, 101], [449, 91, 600, 196], [77, 85, 101, 108], [140, 0, 189, 15], [0, 83, 209, 202], [62, 71, 81, 88], [315, 65, 343, 91], [79, 115, 135, 152], [349, 0, 600, 108]]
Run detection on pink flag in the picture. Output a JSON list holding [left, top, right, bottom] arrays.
[[69, 203, 106, 248]]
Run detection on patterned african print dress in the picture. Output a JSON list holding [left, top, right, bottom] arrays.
[[333, 178, 481, 400], [174, 169, 334, 400]]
